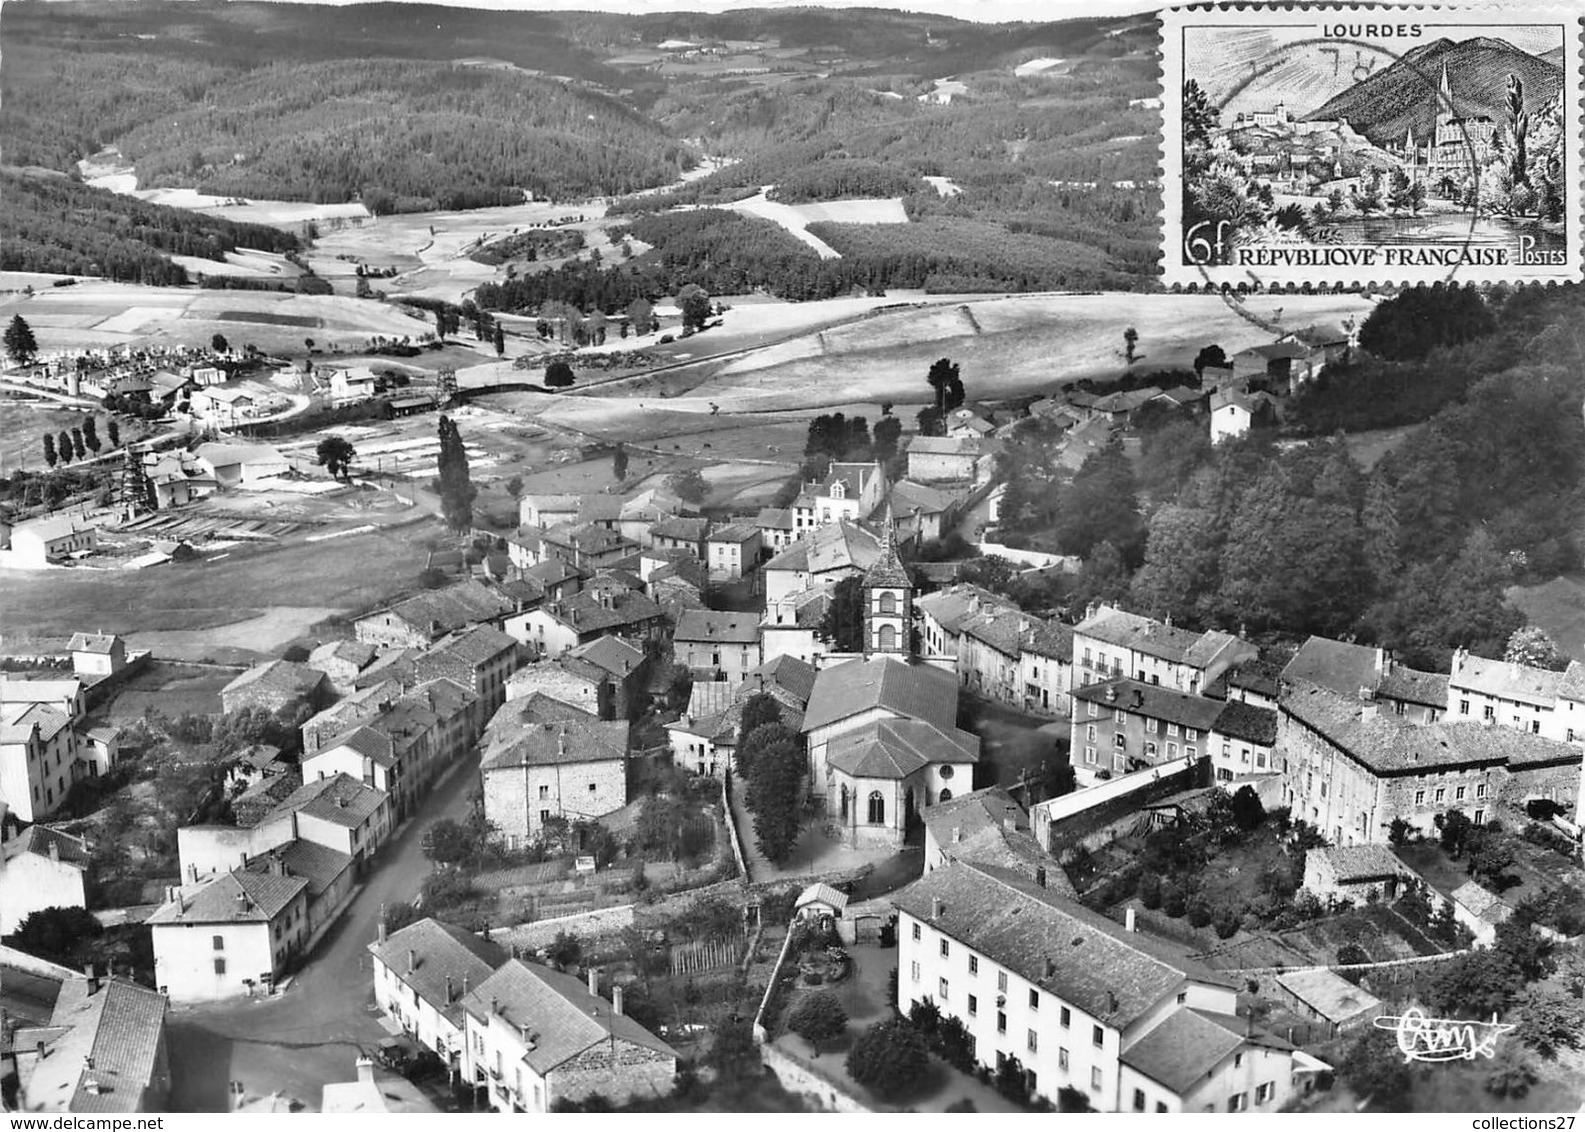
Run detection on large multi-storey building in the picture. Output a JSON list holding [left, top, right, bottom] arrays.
[[1071, 606, 1257, 696]]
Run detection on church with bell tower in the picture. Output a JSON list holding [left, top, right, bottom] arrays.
[[862, 511, 913, 657]]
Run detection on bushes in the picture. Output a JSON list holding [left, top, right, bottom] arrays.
[[1138, 873, 1163, 910], [1213, 911, 1242, 939], [845, 1019, 931, 1101], [1162, 886, 1188, 918], [787, 990, 848, 1047], [1187, 899, 1213, 929]]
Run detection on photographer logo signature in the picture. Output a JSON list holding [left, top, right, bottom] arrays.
[[1372, 1008, 1516, 1062]]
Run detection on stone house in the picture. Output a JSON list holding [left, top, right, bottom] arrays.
[[307, 641, 379, 696], [1071, 605, 1258, 697], [370, 917, 507, 1073], [705, 522, 761, 579], [147, 870, 311, 1002], [1301, 844, 1414, 905], [220, 660, 333, 716], [67, 633, 128, 678], [14, 976, 171, 1113], [0, 825, 93, 935], [673, 609, 762, 685], [480, 718, 629, 849]]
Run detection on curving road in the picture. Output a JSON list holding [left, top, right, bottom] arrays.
[[165, 759, 477, 1112]]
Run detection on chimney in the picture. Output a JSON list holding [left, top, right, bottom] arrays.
[[377, 905, 388, 944], [952, 826, 963, 844], [445, 975, 455, 1005], [463, 973, 471, 998], [1357, 686, 1374, 704], [491, 996, 500, 1016], [1106, 991, 1120, 1015], [1375, 648, 1388, 677], [1125, 907, 1137, 933], [83, 963, 100, 994], [1043, 958, 1056, 979], [236, 890, 249, 912], [1003, 816, 1017, 833], [587, 968, 599, 997], [356, 1057, 376, 1086], [48, 839, 59, 862], [1035, 866, 1047, 888], [407, 948, 417, 976], [612, 985, 624, 1016], [1105, 686, 1117, 703], [931, 897, 945, 920]]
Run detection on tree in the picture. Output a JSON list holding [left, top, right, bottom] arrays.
[[1504, 626, 1568, 671], [1338, 1026, 1413, 1111], [211, 333, 229, 354], [872, 415, 903, 463], [925, 357, 960, 412], [1485, 1047, 1539, 1099], [665, 469, 708, 504], [70, 428, 85, 461], [1230, 785, 1265, 831], [5, 314, 38, 365], [1438, 809, 1475, 856], [42, 432, 57, 468], [1514, 986, 1585, 1058], [612, 445, 629, 482], [493, 322, 506, 356], [816, 575, 865, 653], [1427, 951, 1525, 1018], [626, 297, 654, 336], [423, 817, 474, 867], [545, 930, 583, 969], [744, 729, 804, 863], [1192, 343, 1227, 378], [316, 434, 356, 480], [707, 1018, 762, 1080], [3, 906, 103, 966], [436, 415, 477, 531], [1053, 439, 1143, 561], [787, 991, 848, 1048], [737, 694, 784, 749], [1123, 326, 1139, 363], [56, 430, 72, 464], [82, 416, 100, 454], [1181, 79, 1219, 146], [845, 1020, 930, 1100], [545, 360, 575, 388], [677, 284, 712, 334], [107, 418, 120, 447]]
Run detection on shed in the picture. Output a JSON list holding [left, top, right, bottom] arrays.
[[794, 882, 849, 922]]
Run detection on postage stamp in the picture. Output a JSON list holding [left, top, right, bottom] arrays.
[[1160, 4, 1583, 287]]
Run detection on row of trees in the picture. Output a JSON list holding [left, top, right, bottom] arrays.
[[736, 697, 804, 864], [41, 417, 106, 467]]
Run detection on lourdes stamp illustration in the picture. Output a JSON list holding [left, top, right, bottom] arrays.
[[1160, 4, 1584, 287]]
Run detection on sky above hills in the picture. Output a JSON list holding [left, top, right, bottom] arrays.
[[238, 0, 1163, 19]]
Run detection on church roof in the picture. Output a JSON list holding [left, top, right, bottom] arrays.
[[862, 513, 911, 590]]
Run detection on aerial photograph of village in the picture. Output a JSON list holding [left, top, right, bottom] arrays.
[[0, 0, 1583, 1117]]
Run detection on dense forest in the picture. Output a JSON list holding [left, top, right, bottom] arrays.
[[0, 170, 300, 284], [765, 158, 926, 204], [997, 286, 1585, 671]]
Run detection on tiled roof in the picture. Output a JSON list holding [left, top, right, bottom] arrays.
[[308, 640, 378, 671], [194, 442, 285, 467], [961, 606, 1025, 657], [906, 435, 985, 456], [0, 678, 83, 706], [651, 516, 710, 542], [146, 869, 307, 925], [222, 660, 327, 700], [1282, 681, 1583, 776], [543, 522, 633, 556], [522, 494, 581, 516], [1212, 700, 1278, 747], [914, 585, 1012, 635], [507, 692, 599, 725], [765, 520, 882, 576], [567, 635, 644, 678], [893, 862, 1236, 1029], [1314, 844, 1407, 884], [743, 654, 818, 706], [826, 718, 979, 779], [821, 461, 881, 498], [1120, 1009, 1291, 1095], [370, 918, 507, 1028], [266, 773, 388, 828], [540, 590, 665, 634], [886, 479, 958, 517], [862, 523, 911, 590], [708, 522, 758, 544], [576, 495, 623, 524], [427, 624, 519, 666], [372, 580, 514, 639], [244, 839, 353, 898], [460, 959, 675, 1075], [480, 719, 629, 772], [675, 609, 761, 645], [920, 787, 1068, 886], [1072, 679, 1225, 731], [1377, 665, 1448, 708], [1021, 617, 1073, 660], [1274, 969, 1381, 1026], [1, 702, 73, 743], [67, 633, 120, 655], [25, 978, 168, 1113], [755, 507, 795, 531], [522, 558, 585, 587], [1449, 650, 1568, 707], [1281, 636, 1382, 695], [320, 725, 397, 768], [1091, 387, 1161, 413], [1451, 881, 1513, 924], [1075, 605, 1213, 666], [2, 824, 92, 869], [796, 883, 849, 913], [1558, 661, 1585, 701], [803, 656, 959, 734]]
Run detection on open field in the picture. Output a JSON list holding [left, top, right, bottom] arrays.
[[0, 399, 122, 474], [1508, 574, 1585, 662], [101, 662, 233, 721], [719, 189, 908, 258]]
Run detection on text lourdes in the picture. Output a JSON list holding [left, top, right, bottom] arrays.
[[1321, 23, 1423, 38]]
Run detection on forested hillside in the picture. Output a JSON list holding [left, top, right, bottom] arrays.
[[0, 170, 300, 284]]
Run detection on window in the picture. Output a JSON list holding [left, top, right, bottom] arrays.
[[1085, 747, 1096, 764], [1092, 1025, 1104, 1048], [1234, 1053, 1242, 1068], [997, 1011, 1007, 1035], [1186, 728, 1198, 741], [1027, 1029, 1038, 1054], [1157, 1102, 1168, 1112], [588, 782, 597, 793], [997, 971, 1008, 993], [867, 791, 885, 824], [1029, 989, 1039, 1010], [912, 922, 921, 941], [212, 935, 225, 950], [1415, 790, 1425, 805], [540, 809, 551, 824], [1186, 746, 1197, 759], [1060, 1006, 1071, 1028], [1146, 718, 1159, 733], [1114, 733, 1126, 748], [1476, 783, 1487, 798], [1145, 741, 1158, 757], [1434, 788, 1445, 803], [214, 958, 227, 975], [1177, 991, 1188, 1004], [878, 625, 898, 651], [940, 939, 950, 958], [1167, 723, 1180, 737], [1482, 705, 1494, 721], [968, 994, 978, 1016], [879, 592, 897, 615], [910, 961, 921, 982], [1455, 785, 1466, 801], [939, 978, 949, 1001], [1460, 699, 1470, 715], [1086, 724, 1097, 742], [940, 764, 954, 780], [1228, 1093, 1248, 1112], [1255, 1082, 1273, 1104], [1090, 1067, 1102, 1092], [538, 784, 549, 799], [1059, 1048, 1069, 1070], [1473, 808, 1485, 825], [1087, 701, 1098, 718], [1113, 709, 1125, 723], [968, 955, 978, 975], [1166, 742, 1178, 757], [1133, 1089, 1146, 1112]]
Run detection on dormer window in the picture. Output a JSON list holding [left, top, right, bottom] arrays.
[[830, 481, 846, 499]]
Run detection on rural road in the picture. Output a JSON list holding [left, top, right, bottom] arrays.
[[165, 758, 477, 1111]]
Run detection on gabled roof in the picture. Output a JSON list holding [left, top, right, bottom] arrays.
[[796, 883, 849, 913], [1, 702, 73, 744], [308, 639, 378, 671], [2, 824, 92, 869], [426, 624, 519, 667], [914, 584, 1012, 634], [222, 660, 328, 701], [754, 507, 795, 531], [1212, 699, 1278, 747], [480, 719, 629, 772], [1274, 968, 1381, 1026], [370, 917, 507, 1028], [460, 959, 675, 1074], [803, 656, 959, 734], [1075, 605, 1211, 666], [368, 580, 515, 638], [894, 862, 1236, 1029], [1281, 636, 1381, 695], [522, 558, 585, 588], [521, 493, 582, 516], [67, 633, 121, 655], [886, 479, 959, 518], [265, 772, 388, 828], [906, 435, 986, 456], [922, 787, 1070, 889], [0, 677, 83, 706], [675, 609, 761, 645], [1312, 843, 1408, 884], [743, 654, 818, 707], [1072, 678, 1225, 732], [537, 590, 665, 634], [244, 839, 353, 898], [826, 718, 979, 779], [567, 635, 645, 678], [708, 522, 758, 545], [820, 461, 882, 498], [23, 977, 168, 1113], [1120, 1008, 1292, 1096], [194, 441, 285, 466], [650, 515, 711, 542], [146, 868, 307, 926], [765, 520, 883, 575], [506, 692, 599, 725], [1449, 649, 1569, 708]]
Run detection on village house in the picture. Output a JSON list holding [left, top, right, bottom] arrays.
[[945, 407, 996, 439], [67, 632, 128, 678], [307, 640, 379, 696], [705, 522, 761, 579], [754, 507, 798, 555], [648, 515, 712, 558], [263, 773, 393, 867], [13, 975, 171, 1114], [760, 587, 831, 667], [8, 514, 99, 567], [240, 839, 355, 943], [505, 659, 610, 721], [302, 702, 443, 820], [1071, 678, 1273, 784], [321, 1056, 438, 1114], [327, 365, 381, 403], [883, 480, 961, 544], [1203, 660, 1283, 712], [224, 744, 285, 795], [803, 656, 980, 848], [188, 387, 260, 426], [412, 625, 522, 720], [1231, 341, 1319, 392], [510, 589, 666, 659], [0, 677, 86, 722], [354, 580, 517, 649], [666, 654, 816, 778], [673, 609, 763, 685], [894, 861, 1315, 1113], [143, 450, 219, 509], [561, 636, 648, 719], [1447, 647, 1585, 742], [905, 435, 990, 484], [0, 700, 81, 822], [792, 461, 889, 532], [1301, 844, 1415, 906], [1270, 968, 1381, 1041], [763, 519, 883, 605], [920, 787, 1069, 887], [1209, 387, 1258, 444], [369, 917, 508, 1073], [617, 488, 691, 546], [220, 660, 333, 716], [1072, 605, 1258, 696], [1278, 680, 1583, 846], [460, 961, 676, 1112], [479, 717, 630, 848], [1281, 636, 1447, 724], [534, 523, 640, 572], [147, 869, 312, 1002], [916, 586, 1074, 717], [0, 825, 93, 935], [194, 442, 290, 487]]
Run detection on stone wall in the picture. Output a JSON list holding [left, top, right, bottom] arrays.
[[759, 1043, 871, 1113], [1037, 756, 1208, 859], [490, 903, 637, 953], [550, 1037, 675, 1108]]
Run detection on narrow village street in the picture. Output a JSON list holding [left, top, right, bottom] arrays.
[[165, 759, 478, 1111]]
